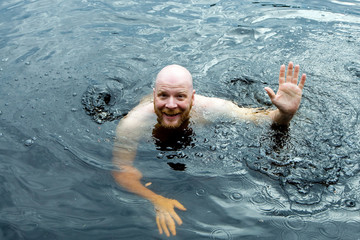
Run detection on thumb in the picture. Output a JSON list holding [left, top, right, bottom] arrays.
[[264, 87, 276, 100]]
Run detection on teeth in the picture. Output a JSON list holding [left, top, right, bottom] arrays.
[[165, 113, 179, 116]]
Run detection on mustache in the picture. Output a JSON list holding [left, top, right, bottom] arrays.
[[162, 110, 182, 115]]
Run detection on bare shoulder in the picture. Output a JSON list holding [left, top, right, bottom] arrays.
[[193, 94, 260, 121], [194, 94, 231, 112], [116, 97, 155, 134]]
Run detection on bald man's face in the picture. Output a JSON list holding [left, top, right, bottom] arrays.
[[153, 66, 195, 129]]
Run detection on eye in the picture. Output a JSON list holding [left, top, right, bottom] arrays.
[[177, 94, 186, 100], [158, 93, 168, 98]]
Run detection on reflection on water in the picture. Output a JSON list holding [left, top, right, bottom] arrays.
[[1, 0, 360, 239]]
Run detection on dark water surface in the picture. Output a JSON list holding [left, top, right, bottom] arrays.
[[1, 0, 360, 239]]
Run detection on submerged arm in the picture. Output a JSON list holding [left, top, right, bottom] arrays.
[[112, 105, 186, 237]]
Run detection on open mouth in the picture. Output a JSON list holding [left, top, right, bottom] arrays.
[[164, 112, 180, 117]]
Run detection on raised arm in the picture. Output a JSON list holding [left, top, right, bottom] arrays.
[[194, 62, 306, 125], [265, 62, 307, 125], [112, 103, 186, 237]]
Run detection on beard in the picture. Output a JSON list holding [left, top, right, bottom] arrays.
[[154, 103, 192, 129]]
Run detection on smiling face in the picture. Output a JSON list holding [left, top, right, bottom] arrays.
[[153, 65, 195, 129]]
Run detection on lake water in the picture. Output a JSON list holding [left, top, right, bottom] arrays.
[[1, 0, 360, 239]]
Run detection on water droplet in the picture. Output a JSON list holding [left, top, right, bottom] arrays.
[[204, 138, 209, 143], [24, 139, 34, 146], [196, 188, 206, 197], [72, 92, 77, 97], [345, 199, 356, 207], [218, 154, 225, 160], [42, 112, 46, 115], [177, 151, 186, 158], [220, 143, 227, 149], [25, 61, 31, 65], [0, 133, 3, 137], [210, 145, 216, 151], [21, 115, 25, 118], [64, 146, 69, 150], [71, 108, 77, 112], [195, 152, 203, 157], [157, 153, 164, 159], [211, 229, 231, 240], [327, 185, 335, 193], [229, 192, 243, 201]]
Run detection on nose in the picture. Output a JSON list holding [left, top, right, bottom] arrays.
[[165, 96, 177, 109]]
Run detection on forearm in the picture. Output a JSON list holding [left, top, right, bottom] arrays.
[[112, 166, 161, 202]]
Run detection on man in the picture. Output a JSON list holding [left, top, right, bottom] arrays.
[[112, 62, 306, 237]]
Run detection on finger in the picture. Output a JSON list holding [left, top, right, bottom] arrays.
[[279, 64, 286, 85], [160, 214, 170, 237], [286, 62, 294, 83], [169, 210, 183, 226], [156, 215, 163, 235], [165, 213, 177, 236], [298, 74, 306, 90], [264, 87, 276, 101], [293, 65, 300, 84], [174, 201, 187, 211]]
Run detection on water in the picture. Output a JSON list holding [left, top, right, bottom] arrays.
[[1, 0, 360, 239]]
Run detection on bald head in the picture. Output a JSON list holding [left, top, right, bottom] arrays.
[[155, 64, 193, 91]]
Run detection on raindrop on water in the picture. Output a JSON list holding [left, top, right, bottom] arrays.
[[211, 229, 231, 240], [24, 139, 34, 146], [195, 188, 206, 197], [195, 152, 203, 157], [229, 192, 243, 201], [344, 199, 356, 207]]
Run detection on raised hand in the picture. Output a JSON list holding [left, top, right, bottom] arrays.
[[151, 195, 186, 237], [264, 62, 306, 122]]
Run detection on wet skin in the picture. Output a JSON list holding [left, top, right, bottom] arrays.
[[112, 63, 307, 237]]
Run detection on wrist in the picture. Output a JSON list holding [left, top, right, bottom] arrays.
[[271, 109, 293, 125]]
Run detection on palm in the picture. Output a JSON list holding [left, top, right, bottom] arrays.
[[265, 62, 306, 116], [152, 196, 186, 237]]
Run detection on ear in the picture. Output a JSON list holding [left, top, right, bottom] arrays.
[[192, 90, 195, 105]]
